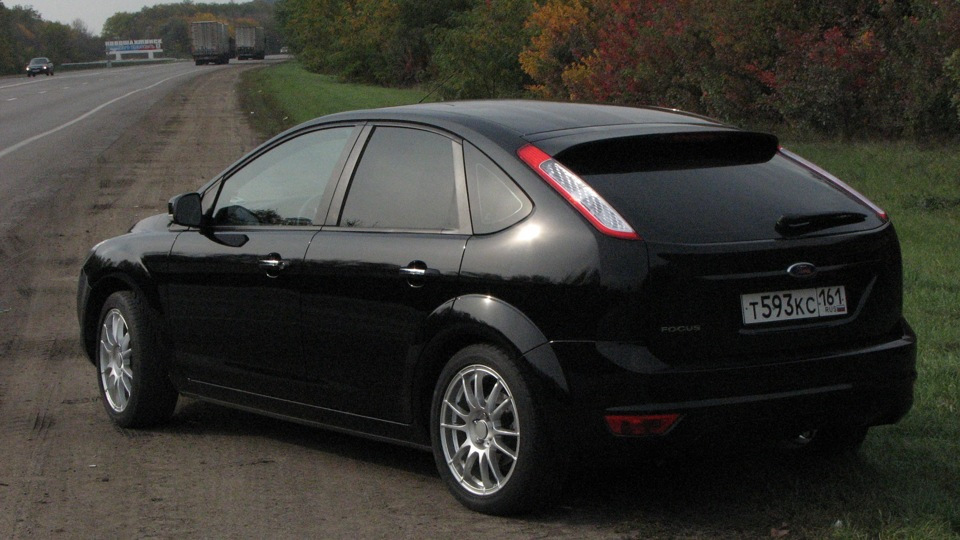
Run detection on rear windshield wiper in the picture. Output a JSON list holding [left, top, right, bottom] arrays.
[[775, 211, 867, 236]]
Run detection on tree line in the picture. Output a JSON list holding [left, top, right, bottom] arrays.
[[0, 0, 278, 75], [277, 0, 960, 138], [0, 1, 103, 74]]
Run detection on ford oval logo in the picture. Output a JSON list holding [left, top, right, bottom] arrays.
[[787, 262, 818, 278]]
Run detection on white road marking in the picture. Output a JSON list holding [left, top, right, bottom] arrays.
[[0, 70, 197, 160], [5, 98, 15, 101], [0, 80, 38, 90], [0, 63, 174, 90]]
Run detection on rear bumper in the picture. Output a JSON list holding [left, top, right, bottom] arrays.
[[544, 319, 916, 451], [193, 54, 226, 61]]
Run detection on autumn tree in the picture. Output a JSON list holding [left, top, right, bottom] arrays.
[[519, 0, 960, 137], [518, 0, 597, 100]]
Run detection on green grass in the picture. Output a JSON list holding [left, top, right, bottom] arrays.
[[239, 61, 432, 138], [239, 62, 960, 537], [785, 144, 960, 537]]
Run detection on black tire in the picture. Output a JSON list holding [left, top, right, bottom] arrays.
[[430, 344, 564, 515], [95, 291, 178, 428]]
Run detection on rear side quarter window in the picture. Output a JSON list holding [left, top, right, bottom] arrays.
[[464, 143, 532, 234]]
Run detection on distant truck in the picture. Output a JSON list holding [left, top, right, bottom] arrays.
[[191, 21, 231, 65], [236, 27, 266, 60]]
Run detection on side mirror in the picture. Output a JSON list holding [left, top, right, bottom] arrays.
[[168, 192, 203, 228]]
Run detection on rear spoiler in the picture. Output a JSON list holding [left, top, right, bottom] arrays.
[[555, 131, 779, 175]]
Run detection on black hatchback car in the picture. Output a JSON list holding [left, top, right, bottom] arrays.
[[77, 100, 916, 514]]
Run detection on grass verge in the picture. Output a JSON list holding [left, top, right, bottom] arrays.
[[238, 61, 960, 537], [239, 61, 431, 139]]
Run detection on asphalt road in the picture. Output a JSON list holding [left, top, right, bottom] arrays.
[[0, 63, 207, 235], [0, 62, 241, 326]]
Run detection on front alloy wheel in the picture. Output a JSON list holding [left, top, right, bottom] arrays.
[[439, 364, 519, 495], [99, 308, 133, 413], [94, 291, 178, 428]]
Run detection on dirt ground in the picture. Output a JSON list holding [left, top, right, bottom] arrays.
[[0, 66, 648, 538]]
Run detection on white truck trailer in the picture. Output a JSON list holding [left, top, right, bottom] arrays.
[[236, 27, 266, 60], [191, 21, 231, 65]]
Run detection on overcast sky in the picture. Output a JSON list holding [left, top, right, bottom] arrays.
[[16, 0, 238, 36]]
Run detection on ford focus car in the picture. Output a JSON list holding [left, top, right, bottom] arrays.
[[26, 57, 53, 76], [77, 100, 916, 514]]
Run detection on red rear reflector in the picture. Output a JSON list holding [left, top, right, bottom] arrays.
[[517, 144, 640, 240], [605, 414, 680, 436]]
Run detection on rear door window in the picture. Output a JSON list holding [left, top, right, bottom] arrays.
[[339, 126, 467, 232]]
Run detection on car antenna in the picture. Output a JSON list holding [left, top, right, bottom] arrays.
[[418, 73, 456, 104]]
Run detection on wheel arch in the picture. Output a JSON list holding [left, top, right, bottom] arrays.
[[410, 294, 570, 442], [80, 271, 164, 364]]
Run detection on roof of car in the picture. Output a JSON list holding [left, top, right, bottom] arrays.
[[318, 100, 726, 140]]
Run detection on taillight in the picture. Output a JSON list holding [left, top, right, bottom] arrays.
[[604, 414, 680, 436], [517, 144, 640, 240], [780, 148, 888, 222]]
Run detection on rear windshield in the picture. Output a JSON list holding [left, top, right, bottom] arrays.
[[555, 134, 881, 244]]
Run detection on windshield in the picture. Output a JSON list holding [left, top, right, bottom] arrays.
[[30, 58, 49, 65]]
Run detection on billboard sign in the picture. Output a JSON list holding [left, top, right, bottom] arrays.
[[105, 39, 163, 60], [105, 39, 162, 53]]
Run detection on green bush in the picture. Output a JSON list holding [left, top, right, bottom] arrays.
[[430, 0, 534, 99], [946, 49, 960, 126]]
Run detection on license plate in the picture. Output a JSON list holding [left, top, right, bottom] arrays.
[[741, 286, 847, 325]]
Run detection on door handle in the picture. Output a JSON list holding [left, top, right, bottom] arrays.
[[398, 267, 427, 277], [258, 253, 289, 277], [400, 261, 439, 287]]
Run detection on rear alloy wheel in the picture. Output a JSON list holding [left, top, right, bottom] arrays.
[[96, 291, 178, 428], [431, 344, 562, 514], [440, 364, 519, 495]]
